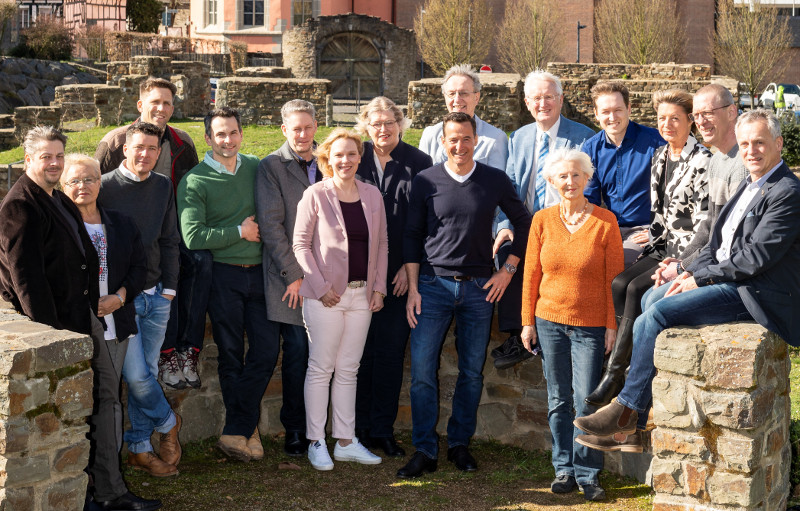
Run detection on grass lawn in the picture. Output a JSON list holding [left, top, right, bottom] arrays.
[[124, 432, 653, 511], [0, 120, 425, 164]]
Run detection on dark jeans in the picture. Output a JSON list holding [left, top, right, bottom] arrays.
[[264, 320, 308, 433], [355, 291, 410, 438], [495, 241, 526, 333], [208, 263, 279, 436], [88, 312, 129, 502], [163, 243, 213, 352]]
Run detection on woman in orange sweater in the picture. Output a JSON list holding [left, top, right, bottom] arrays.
[[520, 148, 624, 502]]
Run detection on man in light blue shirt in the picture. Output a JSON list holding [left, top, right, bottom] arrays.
[[418, 64, 508, 171]]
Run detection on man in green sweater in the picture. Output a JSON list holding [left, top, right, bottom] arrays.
[[177, 107, 278, 462]]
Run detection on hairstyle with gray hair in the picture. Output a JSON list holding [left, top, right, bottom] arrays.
[[441, 64, 482, 94], [63, 153, 101, 180], [23, 126, 67, 157], [542, 147, 595, 181], [735, 108, 782, 140], [281, 99, 316, 125], [354, 96, 411, 137], [524, 70, 563, 98], [694, 83, 735, 109]]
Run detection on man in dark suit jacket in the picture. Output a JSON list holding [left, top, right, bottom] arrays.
[[573, 109, 800, 452], [0, 127, 161, 510], [254, 99, 321, 457]]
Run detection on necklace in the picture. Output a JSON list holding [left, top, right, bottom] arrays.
[[560, 199, 589, 226]]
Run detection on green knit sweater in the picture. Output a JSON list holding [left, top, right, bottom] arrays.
[[177, 154, 262, 265]]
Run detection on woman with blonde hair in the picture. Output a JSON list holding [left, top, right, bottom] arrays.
[[353, 96, 432, 457], [293, 128, 389, 470]]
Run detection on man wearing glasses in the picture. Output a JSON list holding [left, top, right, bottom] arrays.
[[418, 64, 508, 171], [490, 70, 595, 370]]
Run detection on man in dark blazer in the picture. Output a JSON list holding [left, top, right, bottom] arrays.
[[574, 109, 800, 452], [254, 100, 320, 456], [0, 127, 161, 510]]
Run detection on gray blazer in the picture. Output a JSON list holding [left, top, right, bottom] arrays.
[[255, 141, 312, 325]]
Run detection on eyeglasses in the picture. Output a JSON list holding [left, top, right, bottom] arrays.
[[64, 177, 99, 187], [692, 104, 733, 122], [444, 90, 475, 99], [369, 120, 397, 130], [529, 94, 558, 104]]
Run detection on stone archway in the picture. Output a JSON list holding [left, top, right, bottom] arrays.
[[318, 32, 382, 99]]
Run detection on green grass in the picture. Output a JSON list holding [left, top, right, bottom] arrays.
[[0, 120, 425, 164]]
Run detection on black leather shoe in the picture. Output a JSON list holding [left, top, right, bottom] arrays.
[[581, 483, 607, 501], [446, 445, 477, 472], [490, 335, 519, 358], [374, 436, 405, 457], [550, 474, 577, 493], [397, 451, 437, 478], [355, 428, 372, 448], [493, 336, 533, 369], [96, 491, 162, 511], [284, 431, 307, 456]]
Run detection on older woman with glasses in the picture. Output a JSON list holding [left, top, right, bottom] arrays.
[[520, 148, 624, 502], [353, 96, 432, 457]]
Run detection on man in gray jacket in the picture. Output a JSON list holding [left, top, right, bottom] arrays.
[[254, 99, 321, 456]]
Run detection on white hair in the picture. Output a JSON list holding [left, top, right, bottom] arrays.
[[524, 70, 563, 98], [441, 64, 482, 93], [542, 148, 595, 181]]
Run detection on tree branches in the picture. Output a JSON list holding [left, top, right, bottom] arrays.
[[496, 0, 565, 75]]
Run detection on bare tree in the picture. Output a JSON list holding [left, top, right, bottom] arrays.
[[414, 0, 493, 76], [594, 0, 685, 65], [495, 0, 564, 75], [714, 0, 791, 104]]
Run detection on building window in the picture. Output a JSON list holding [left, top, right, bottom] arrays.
[[242, 0, 264, 26], [206, 0, 217, 26], [18, 6, 30, 29], [292, 0, 318, 26]]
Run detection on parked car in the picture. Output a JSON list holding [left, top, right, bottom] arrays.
[[759, 83, 800, 109], [210, 78, 219, 105]]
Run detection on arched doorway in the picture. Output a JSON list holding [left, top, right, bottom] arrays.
[[318, 33, 382, 99]]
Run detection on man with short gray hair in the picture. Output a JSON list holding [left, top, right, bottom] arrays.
[[253, 99, 320, 457], [418, 64, 508, 170]]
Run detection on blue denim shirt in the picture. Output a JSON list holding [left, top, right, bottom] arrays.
[[582, 121, 665, 227]]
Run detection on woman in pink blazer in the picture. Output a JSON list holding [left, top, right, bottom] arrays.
[[293, 128, 389, 471]]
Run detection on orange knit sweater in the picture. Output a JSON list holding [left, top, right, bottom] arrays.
[[521, 205, 624, 329]]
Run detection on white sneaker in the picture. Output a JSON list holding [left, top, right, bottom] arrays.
[[308, 440, 334, 471], [333, 438, 382, 465]]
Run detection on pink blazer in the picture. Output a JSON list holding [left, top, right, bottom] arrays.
[[293, 178, 388, 300]]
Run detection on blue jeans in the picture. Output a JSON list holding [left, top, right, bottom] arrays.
[[163, 244, 213, 352], [264, 320, 308, 433], [409, 275, 494, 459], [536, 317, 605, 485], [208, 263, 280, 437], [618, 282, 752, 430], [123, 284, 176, 453]]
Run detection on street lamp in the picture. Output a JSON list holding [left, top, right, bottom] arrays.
[[576, 20, 587, 63], [420, 8, 425, 78]]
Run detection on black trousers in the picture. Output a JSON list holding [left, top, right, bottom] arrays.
[[495, 241, 526, 333], [611, 255, 661, 319]]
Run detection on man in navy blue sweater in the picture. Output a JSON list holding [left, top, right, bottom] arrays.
[[397, 112, 531, 478]]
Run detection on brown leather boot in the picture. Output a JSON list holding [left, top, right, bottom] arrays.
[[573, 399, 638, 436], [128, 451, 179, 477], [247, 428, 264, 461], [217, 434, 251, 462], [159, 413, 182, 466]]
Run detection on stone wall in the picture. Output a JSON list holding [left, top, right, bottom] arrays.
[[0, 303, 94, 510], [233, 67, 292, 78], [13, 107, 62, 141], [215, 77, 331, 126], [0, 58, 102, 115], [650, 323, 791, 510]]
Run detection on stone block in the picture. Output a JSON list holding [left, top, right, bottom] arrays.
[[651, 457, 683, 495], [2, 486, 34, 511], [53, 440, 90, 473], [25, 331, 92, 373], [0, 453, 50, 485], [716, 431, 761, 473], [475, 402, 514, 439], [707, 468, 765, 507], [34, 412, 60, 436], [514, 402, 548, 427], [651, 428, 710, 461], [53, 369, 93, 420], [42, 472, 88, 511], [484, 383, 523, 400], [0, 417, 30, 454], [653, 328, 706, 377], [0, 343, 32, 376], [697, 386, 773, 430], [172, 392, 224, 443], [683, 462, 709, 499], [652, 376, 690, 428]]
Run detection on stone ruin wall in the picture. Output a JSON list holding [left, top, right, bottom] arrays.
[[214, 77, 331, 126]]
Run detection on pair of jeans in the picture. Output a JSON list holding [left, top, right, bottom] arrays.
[[355, 291, 410, 438], [409, 275, 494, 459], [618, 281, 752, 430], [263, 320, 308, 434], [163, 244, 213, 352], [208, 263, 279, 437], [535, 317, 605, 486], [495, 241, 526, 333], [123, 284, 176, 453]]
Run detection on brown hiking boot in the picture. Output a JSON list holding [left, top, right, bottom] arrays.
[[128, 451, 179, 477], [159, 413, 182, 466], [217, 434, 251, 462], [576, 431, 644, 453], [247, 428, 264, 461], [573, 399, 638, 436]]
